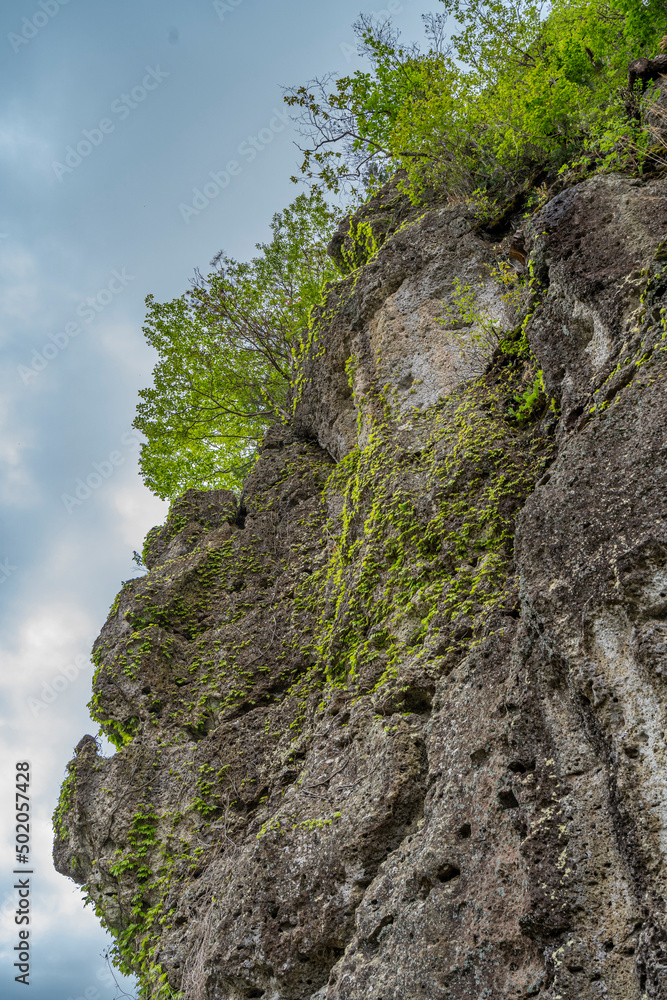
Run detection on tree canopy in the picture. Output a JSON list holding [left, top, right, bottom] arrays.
[[133, 192, 338, 500], [285, 0, 667, 199]]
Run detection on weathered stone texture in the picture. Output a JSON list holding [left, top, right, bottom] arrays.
[[294, 199, 519, 461], [54, 173, 667, 1000]]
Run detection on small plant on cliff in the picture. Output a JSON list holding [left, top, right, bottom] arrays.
[[134, 192, 338, 500]]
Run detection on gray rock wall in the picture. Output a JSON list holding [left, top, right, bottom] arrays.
[[54, 173, 667, 1000]]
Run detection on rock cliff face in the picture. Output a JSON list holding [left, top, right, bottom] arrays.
[[54, 172, 667, 1000]]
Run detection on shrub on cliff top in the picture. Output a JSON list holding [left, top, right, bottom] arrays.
[[285, 0, 667, 199], [134, 192, 338, 500]]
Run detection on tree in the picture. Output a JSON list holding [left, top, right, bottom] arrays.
[[284, 0, 667, 201], [134, 192, 338, 500], [284, 13, 452, 197]]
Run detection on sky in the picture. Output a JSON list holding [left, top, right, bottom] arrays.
[[0, 1, 444, 997]]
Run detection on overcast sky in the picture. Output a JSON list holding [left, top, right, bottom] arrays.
[[0, 1, 443, 997]]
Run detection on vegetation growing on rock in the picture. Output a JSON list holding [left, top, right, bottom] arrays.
[[52, 3, 667, 999], [135, 0, 667, 505], [287, 0, 667, 198]]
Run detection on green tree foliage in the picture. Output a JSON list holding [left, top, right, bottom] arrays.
[[136, 1, 667, 502], [285, 0, 667, 199], [134, 192, 338, 500], [284, 13, 452, 195]]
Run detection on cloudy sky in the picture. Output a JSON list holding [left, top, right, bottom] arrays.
[[0, 1, 443, 997]]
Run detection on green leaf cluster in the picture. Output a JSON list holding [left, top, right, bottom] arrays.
[[134, 192, 338, 500], [286, 0, 667, 199]]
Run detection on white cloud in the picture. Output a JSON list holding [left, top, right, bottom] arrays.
[[98, 319, 156, 377], [0, 603, 96, 722], [108, 477, 167, 550], [0, 395, 38, 508], [0, 109, 53, 173], [0, 246, 41, 330]]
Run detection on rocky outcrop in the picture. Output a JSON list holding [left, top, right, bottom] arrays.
[[628, 53, 667, 96], [295, 197, 519, 461], [54, 172, 667, 1000]]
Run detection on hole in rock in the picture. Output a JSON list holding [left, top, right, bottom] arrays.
[[402, 687, 433, 714], [498, 790, 520, 810], [565, 405, 585, 429], [235, 501, 247, 529], [186, 719, 213, 741], [437, 864, 460, 883], [458, 823, 472, 839], [509, 759, 535, 773], [498, 702, 519, 716]]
